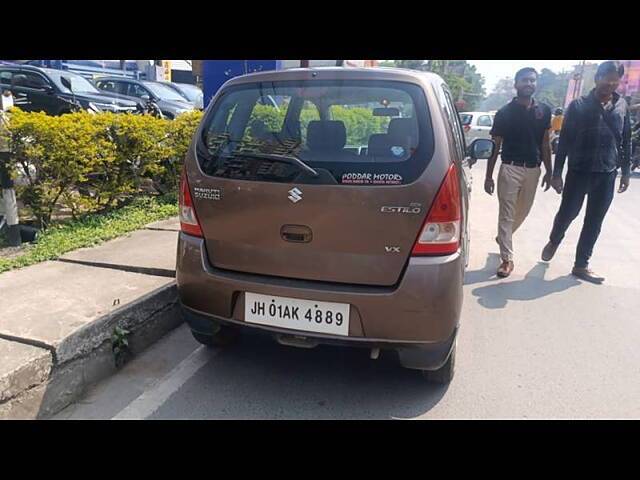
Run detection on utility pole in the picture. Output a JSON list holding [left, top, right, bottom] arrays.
[[572, 60, 585, 101]]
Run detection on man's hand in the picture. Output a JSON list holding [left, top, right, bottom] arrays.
[[541, 171, 552, 191], [484, 177, 495, 195], [618, 176, 630, 193], [551, 176, 563, 194]]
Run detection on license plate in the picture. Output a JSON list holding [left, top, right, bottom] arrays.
[[245, 293, 350, 336]]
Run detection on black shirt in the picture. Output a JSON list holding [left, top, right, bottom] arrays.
[[553, 90, 631, 177], [490, 97, 552, 166]]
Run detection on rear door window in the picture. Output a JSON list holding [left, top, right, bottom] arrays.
[[96, 80, 119, 94], [126, 83, 150, 99], [439, 85, 466, 160], [198, 80, 433, 186]]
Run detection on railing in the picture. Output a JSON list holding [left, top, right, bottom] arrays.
[[58, 63, 145, 80]]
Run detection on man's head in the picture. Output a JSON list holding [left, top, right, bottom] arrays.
[[514, 68, 538, 99], [594, 61, 625, 97]]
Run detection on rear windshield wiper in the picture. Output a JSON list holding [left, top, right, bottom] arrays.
[[229, 151, 319, 178]]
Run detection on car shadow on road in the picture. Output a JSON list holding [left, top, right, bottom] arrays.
[[471, 262, 581, 309], [149, 332, 450, 420]]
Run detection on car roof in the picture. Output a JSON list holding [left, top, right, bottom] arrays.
[[0, 64, 46, 74], [223, 66, 445, 88], [0, 64, 91, 81], [460, 111, 493, 115], [94, 76, 138, 82]]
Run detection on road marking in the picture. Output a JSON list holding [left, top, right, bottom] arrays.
[[111, 345, 215, 420]]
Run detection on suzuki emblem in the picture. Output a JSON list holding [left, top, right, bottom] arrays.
[[288, 188, 303, 203]]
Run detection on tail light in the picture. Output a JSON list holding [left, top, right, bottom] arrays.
[[179, 168, 203, 237], [463, 124, 471, 133], [411, 164, 461, 256]]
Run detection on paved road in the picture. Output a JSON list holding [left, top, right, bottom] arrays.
[[54, 164, 640, 419]]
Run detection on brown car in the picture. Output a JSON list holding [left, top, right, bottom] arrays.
[[176, 67, 494, 383]]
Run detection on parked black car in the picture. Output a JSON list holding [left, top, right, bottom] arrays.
[[93, 77, 195, 119], [0, 65, 140, 115], [158, 81, 204, 110]]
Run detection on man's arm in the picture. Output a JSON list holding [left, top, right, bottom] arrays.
[[619, 110, 632, 193], [485, 110, 506, 195], [540, 128, 552, 191], [553, 101, 578, 178], [484, 136, 502, 195]]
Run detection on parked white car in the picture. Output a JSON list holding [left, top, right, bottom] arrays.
[[459, 111, 495, 146]]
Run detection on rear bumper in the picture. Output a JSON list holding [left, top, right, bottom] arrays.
[[176, 233, 463, 345], [182, 303, 457, 370]]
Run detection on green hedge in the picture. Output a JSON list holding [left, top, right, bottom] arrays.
[[2, 109, 203, 228]]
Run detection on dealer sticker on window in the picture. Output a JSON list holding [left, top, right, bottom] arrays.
[[341, 173, 403, 185], [245, 293, 350, 336]]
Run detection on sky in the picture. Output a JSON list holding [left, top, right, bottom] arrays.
[[468, 60, 606, 93]]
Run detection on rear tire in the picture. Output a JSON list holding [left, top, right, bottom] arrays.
[[191, 326, 240, 347], [421, 343, 456, 384]]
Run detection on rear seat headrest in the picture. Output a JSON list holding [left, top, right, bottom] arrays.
[[367, 133, 410, 158], [388, 118, 418, 146], [307, 121, 347, 151]]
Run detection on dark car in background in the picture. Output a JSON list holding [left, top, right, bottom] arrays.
[[159, 81, 204, 110], [0, 65, 140, 115], [93, 77, 195, 119]]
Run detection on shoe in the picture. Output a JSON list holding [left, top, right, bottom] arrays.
[[571, 267, 605, 284], [541, 241, 559, 262], [497, 260, 514, 278]]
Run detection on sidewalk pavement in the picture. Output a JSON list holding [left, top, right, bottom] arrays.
[[0, 217, 183, 419]]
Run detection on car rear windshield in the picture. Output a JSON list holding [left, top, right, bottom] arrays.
[[196, 80, 434, 186], [459, 113, 473, 125]]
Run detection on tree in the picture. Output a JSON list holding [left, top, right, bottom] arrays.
[[480, 77, 515, 111], [534, 68, 573, 110], [394, 60, 428, 70], [383, 60, 486, 110]]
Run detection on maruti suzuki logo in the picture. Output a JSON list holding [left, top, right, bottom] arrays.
[[288, 188, 303, 203]]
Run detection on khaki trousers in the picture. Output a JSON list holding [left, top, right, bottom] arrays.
[[496, 163, 541, 261]]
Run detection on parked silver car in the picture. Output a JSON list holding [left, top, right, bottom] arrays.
[[460, 111, 495, 146]]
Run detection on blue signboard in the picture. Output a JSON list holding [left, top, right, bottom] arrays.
[[202, 60, 280, 109]]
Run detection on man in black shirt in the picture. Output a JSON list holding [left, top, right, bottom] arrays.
[[541, 61, 632, 284], [485, 67, 552, 278]]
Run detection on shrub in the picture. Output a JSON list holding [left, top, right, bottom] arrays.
[[3, 109, 203, 228]]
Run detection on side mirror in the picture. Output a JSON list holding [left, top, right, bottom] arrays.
[[60, 76, 73, 91], [43, 85, 54, 94], [468, 138, 495, 160], [140, 94, 150, 101]]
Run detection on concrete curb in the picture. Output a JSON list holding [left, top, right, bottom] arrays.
[[0, 282, 183, 420]]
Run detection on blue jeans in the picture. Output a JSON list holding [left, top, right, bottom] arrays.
[[549, 169, 616, 268]]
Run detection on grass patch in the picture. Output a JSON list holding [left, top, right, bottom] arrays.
[[0, 195, 178, 274]]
